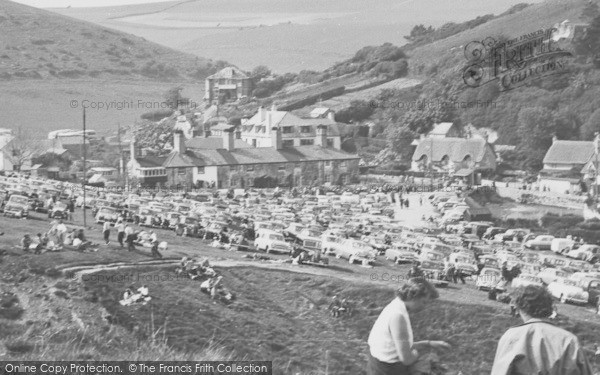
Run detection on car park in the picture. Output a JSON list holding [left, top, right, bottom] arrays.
[[538, 268, 571, 285], [385, 244, 418, 264]]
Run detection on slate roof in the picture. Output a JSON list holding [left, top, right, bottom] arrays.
[[136, 156, 167, 168], [162, 146, 359, 168], [412, 138, 492, 163], [243, 110, 341, 136], [542, 140, 594, 165], [207, 66, 249, 80], [429, 122, 455, 136], [185, 137, 252, 150]]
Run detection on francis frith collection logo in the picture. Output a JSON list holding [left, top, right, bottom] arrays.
[[462, 28, 573, 91]]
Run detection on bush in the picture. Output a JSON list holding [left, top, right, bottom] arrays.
[[141, 109, 173, 121]]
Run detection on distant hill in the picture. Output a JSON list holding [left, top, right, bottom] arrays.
[[0, 0, 227, 81]]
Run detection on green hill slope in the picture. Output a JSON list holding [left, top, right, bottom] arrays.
[[0, 0, 226, 81]]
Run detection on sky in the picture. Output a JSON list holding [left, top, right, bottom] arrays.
[[10, 0, 172, 8]]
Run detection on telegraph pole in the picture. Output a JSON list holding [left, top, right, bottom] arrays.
[[82, 108, 87, 228]]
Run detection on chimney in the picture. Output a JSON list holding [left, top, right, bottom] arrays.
[[420, 134, 426, 140], [327, 111, 335, 122], [258, 106, 265, 122], [267, 110, 273, 129], [552, 133, 558, 143], [316, 124, 328, 147], [223, 128, 235, 151], [129, 136, 136, 161], [271, 127, 282, 150], [174, 131, 186, 154]]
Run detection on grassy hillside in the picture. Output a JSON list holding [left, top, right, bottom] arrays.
[[0, 0, 226, 81], [361, 0, 600, 172], [51, 0, 546, 72]]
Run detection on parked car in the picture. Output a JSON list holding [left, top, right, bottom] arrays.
[[547, 278, 589, 304], [524, 235, 555, 250], [322, 233, 344, 255], [255, 229, 292, 254], [566, 244, 600, 263], [449, 252, 478, 275], [511, 274, 544, 289], [3, 194, 29, 218], [478, 255, 500, 269], [493, 228, 530, 242], [482, 227, 506, 240], [95, 206, 119, 224], [550, 238, 575, 254], [578, 277, 600, 305], [48, 201, 69, 219], [538, 268, 571, 285], [335, 239, 376, 265], [385, 244, 419, 264], [476, 268, 503, 290]]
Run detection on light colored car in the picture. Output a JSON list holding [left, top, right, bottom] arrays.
[[385, 245, 418, 264], [321, 233, 344, 254], [566, 244, 600, 262], [449, 252, 478, 275], [4, 194, 29, 218], [550, 238, 575, 254], [476, 267, 503, 290], [254, 229, 291, 254], [524, 235, 555, 250], [511, 274, 544, 289], [547, 278, 589, 304], [335, 239, 376, 265], [537, 268, 571, 285], [95, 206, 118, 224]]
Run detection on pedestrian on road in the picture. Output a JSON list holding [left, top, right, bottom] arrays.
[[102, 220, 111, 245], [125, 224, 135, 252]]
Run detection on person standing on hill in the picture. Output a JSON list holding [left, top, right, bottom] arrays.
[[491, 285, 592, 375], [102, 220, 111, 245], [116, 220, 125, 248], [366, 278, 451, 375]]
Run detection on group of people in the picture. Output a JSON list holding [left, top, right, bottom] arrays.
[[120, 285, 151, 306], [328, 295, 352, 318], [366, 278, 594, 375], [21, 220, 98, 253], [175, 257, 234, 304]]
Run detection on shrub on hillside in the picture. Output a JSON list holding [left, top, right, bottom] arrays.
[[141, 109, 174, 122]]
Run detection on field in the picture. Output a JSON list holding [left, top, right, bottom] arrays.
[[50, 0, 547, 72], [1, 198, 600, 374]]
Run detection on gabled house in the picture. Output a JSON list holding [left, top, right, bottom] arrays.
[[241, 106, 342, 149], [539, 136, 597, 194], [204, 67, 253, 104], [411, 137, 496, 184]]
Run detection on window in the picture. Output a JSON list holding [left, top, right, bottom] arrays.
[[300, 139, 314, 146], [278, 164, 286, 171], [198, 166, 205, 174], [325, 174, 332, 183], [247, 178, 254, 186], [246, 165, 254, 171], [282, 126, 293, 134], [300, 126, 311, 133], [178, 168, 186, 175], [324, 161, 331, 167], [282, 140, 294, 148], [252, 139, 257, 147], [230, 165, 238, 172], [327, 138, 334, 147], [340, 161, 347, 168]]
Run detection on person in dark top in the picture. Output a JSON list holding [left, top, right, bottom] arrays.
[[407, 263, 424, 279]]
